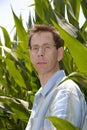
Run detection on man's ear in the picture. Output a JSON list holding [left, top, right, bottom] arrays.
[[57, 47, 64, 62]]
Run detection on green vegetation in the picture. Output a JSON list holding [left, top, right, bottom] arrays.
[[0, 0, 87, 129]]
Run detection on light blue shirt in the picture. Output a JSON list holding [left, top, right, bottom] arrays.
[[25, 70, 87, 130]]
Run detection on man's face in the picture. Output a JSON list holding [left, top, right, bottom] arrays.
[[30, 31, 63, 76]]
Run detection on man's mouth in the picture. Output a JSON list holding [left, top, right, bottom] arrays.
[[37, 61, 47, 64]]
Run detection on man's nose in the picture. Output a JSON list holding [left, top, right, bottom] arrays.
[[37, 47, 45, 56]]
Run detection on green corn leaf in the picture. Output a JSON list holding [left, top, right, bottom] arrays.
[[5, 58, 26, 88], [46, 116, 79, 130], [52, 21, 87, 74], [0, 26, 11, 47]]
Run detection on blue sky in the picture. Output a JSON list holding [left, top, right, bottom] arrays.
[[0, 0, 85, 41], [0, 0, 34, 37]]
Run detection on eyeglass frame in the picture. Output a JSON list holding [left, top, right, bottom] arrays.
[[29, 43, 57, 54]]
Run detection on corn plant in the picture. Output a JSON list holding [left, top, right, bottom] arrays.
[[0, 0, 87, 129]]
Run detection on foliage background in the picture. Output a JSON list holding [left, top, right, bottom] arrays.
[[0, 0, 87, 129]]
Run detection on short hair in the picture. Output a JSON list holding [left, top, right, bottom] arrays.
[[28, 24, 64, 49]]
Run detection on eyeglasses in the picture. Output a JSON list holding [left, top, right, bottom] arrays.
[[30, 44, 56, 53]]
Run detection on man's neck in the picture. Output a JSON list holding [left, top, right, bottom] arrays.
[[39, 71, 58, 87]]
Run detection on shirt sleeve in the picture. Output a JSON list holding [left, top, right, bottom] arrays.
[[49, 80, 82, 129]]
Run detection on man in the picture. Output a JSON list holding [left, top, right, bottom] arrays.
[[26, 24, 87, 130]]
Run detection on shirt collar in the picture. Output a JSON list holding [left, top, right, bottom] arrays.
[[35, 70, 66, 98]]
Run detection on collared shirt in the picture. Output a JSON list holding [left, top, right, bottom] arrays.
[[25, 70, 87, 130]]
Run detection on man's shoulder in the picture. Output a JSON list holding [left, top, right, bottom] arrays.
[[56, 79, 82, 97]]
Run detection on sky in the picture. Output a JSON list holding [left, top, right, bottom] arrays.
[[0, 0, 86, 42], [0, 0, 34, 40]]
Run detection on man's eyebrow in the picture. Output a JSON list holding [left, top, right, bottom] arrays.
[[31, 43, 52, 46], [42, 42, 54, 45]]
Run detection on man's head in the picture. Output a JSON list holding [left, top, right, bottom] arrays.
[[28, 24, 64, 76], [28, 24, 64, 49]]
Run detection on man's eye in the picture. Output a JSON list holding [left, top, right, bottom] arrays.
[[45, 46, 50, 49], [32, 47, 38, 50], [34, 47, 38, 50]]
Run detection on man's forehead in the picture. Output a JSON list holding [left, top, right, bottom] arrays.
[[31, 32, 54, 44]]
